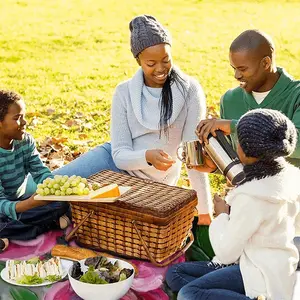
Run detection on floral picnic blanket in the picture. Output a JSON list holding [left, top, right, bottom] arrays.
[[0, 229, 183, 300]]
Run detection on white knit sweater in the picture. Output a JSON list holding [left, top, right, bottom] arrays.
[[110, 67, 212, 214], [209, 164, 300, 300]]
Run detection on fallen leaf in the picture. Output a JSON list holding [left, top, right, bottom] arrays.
[[47, 108, 56, 115], [74, 112, 84, 118], [79, 133, 88, 139]]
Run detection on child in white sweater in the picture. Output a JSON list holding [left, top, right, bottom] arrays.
[[166, 108, 300, 300]]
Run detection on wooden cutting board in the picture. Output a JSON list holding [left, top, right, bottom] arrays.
[[34, 186, 131, 202]]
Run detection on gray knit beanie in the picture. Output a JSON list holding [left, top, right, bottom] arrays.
[[237, 109, 297, 159], [129, 15, 171, 58]]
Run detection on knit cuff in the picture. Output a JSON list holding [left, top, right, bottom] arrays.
[[230, 119, 238, 134], [9, 201, 18, 220]]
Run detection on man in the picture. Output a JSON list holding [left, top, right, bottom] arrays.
[[195, 29, 300, 272], [197, 29, 300, 169]]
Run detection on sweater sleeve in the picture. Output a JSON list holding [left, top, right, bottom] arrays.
[[289, 103, 300, 159], [0, 179, 18, 220], [27, 135, 53, 184], [209, 194, 264, 264], [111, 86, 151, 171], [182, 80, 212, 215]]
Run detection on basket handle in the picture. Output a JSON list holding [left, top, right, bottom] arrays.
[[132, 220, 194, 267], [65, 210, 94, 242]]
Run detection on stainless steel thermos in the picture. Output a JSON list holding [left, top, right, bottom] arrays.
[[204, 131, 245, 185]]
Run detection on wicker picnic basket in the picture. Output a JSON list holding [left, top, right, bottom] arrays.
[[67, 170, 197, 267]]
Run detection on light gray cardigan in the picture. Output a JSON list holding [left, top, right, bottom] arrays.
[[110, 67, 212, 214]]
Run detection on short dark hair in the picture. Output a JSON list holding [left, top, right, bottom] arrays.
[[0, 90, 23, 121], [230, 30, 275, 59]]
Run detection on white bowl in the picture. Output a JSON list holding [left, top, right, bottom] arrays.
[[68, 257, 134, 300]]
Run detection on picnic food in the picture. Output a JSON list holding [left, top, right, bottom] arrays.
[[6, 257, 63, 284], [36, 175, 90, 196], [51, 245, 138, 275], [70, 256, 133, 284], [51, 245, 100, 261], [36, 175, 120, 198], [89, 184, 120, 199]]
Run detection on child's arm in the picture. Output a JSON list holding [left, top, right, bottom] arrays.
[[26, 135, 53, 184], [0, 181, 48, 220], [209, 194, 264, 265]]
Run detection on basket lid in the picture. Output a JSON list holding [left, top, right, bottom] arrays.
[[88, 170, 197, 218]]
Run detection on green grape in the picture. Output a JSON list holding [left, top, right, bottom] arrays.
[[77, 189, 84, 195], [63, 182, 70, 189], [53, 184, 60, 189], [78, 182, 85, 190], [55, 190, 61, 196], [43, 178, 51, 184], [48, 182, 53, 188], [54, 175, 62, 181], [66, 188, 73, 195], [44, 188, 50, 195], [37, 184, 43, 189], [71, 180, 78, 187], [50, 188, 55, 194], [36, 188, 44, 195], [60, 191, 66, 196], [60, 185, 67, 191], [69, 175, 76, 181], [83, 188, 90, 195], [92, 183, 101, 191], [81, 178, 88, 184], [72, 187, 78, 194]]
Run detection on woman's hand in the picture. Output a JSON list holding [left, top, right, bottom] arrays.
[[190, 150, 218, 173], [196, 118, 232, 145], [213, 194, 230, 217], [146, 149, 176, 171]]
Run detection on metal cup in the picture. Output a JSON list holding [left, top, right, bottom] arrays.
[[177, 140, 204, 166]]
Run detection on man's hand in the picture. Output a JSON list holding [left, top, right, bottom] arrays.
[[213, 194, 230, 217], [146, 149, 176, 171], [196, 119, 232, 145]]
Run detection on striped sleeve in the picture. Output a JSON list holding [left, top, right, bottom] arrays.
[[26, 135, 53, 184], [0, 179, 18, 220]]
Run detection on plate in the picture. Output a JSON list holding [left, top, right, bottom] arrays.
[[0, 259, 72, 287], [34, 186, 131, 203]]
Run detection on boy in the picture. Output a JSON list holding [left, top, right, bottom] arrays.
[[0, 90, 70, 251]]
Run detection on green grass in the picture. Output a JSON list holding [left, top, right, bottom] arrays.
[[1, 0, 300, 192]]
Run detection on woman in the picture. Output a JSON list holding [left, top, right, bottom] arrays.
[[166, 109, 300, 300], [54, 15, 212, 223]]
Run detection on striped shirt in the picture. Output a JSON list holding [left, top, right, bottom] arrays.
[[0, 133, 52, 219]]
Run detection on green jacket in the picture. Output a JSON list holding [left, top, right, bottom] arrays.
[[221, 67, 300, 167]]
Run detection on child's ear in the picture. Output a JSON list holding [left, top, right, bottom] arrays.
[[136, 57, 141, 66]]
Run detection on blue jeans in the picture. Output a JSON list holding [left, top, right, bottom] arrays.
[[54, 142, 125, 177], [166, 261, 253, 300], [0, 201, 70, 241]]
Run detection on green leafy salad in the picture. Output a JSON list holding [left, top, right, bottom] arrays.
[[71, 256, 133, 284], [6, 257, 63, 285]]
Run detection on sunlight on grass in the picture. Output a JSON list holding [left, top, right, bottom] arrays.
[[0, 0, 299, 191]]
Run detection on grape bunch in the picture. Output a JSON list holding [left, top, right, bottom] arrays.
[[36, 175, 90, 196]]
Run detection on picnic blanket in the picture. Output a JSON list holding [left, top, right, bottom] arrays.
[[0, 228, 184, 300]]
